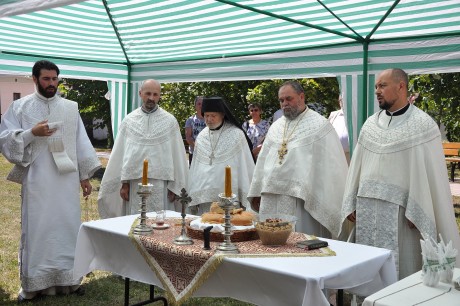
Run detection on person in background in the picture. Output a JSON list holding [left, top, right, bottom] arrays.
[[188, 97, 255, 214], [185, 96, 206, 165], [0, 60, 101, 302], [341, 68, 460, 279], [328, 95, 350, 164], [242, 103, 270, 160], [248, 80, 349, 240], [98, 79, 188, 218], [272, 108, 283, 123]]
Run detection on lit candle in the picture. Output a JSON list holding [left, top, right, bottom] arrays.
[[142, 159, 148, 185], [224, 165, 232, 197]]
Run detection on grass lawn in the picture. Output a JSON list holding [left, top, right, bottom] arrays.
[[0, 152, 459, 306]]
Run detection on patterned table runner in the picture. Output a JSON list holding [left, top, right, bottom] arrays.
[[129, 217, 335, 305]]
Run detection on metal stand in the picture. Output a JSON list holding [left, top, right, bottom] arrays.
[[216, 193, 239, 254], [174, 188, 194, 245], [133, 183, 153, 235], [124, 277, 167, 306]]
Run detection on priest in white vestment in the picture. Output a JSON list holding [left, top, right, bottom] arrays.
[[0, 60, 101, 301], [98, 79, 188, 218], [341, 68, 460, 279], [248, 81, 349, 239], [188, 97, 255, 214]]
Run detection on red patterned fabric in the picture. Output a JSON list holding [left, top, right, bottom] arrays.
[[130, 218, 334, 305]]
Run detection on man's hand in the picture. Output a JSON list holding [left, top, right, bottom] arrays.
[[167, 190, 177, 203], [347, 211, 356, 222], [251, 197, 261, 213], [80, 179, 92, 197], [120, 183, 130, 201], [32, 120, 57, 137]]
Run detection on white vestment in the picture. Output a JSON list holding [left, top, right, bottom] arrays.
[[341, 105, 460, 279], [188, 122, 254, 213], [0, 92, 101, 293], [98, 107, 188, 218], [248, 109, 349, 239]]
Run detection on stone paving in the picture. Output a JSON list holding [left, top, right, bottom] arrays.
[[451, 181, 460, 197]]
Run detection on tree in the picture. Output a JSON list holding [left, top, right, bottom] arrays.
[[410, 73, 460, 141], [58, 78, 340, 149], [160, 78, 340, 137], [246, 78, 340, 120], [160, 80, 264, 136], [59, 79, 113, 147]]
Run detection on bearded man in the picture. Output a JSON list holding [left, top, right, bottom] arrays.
[[341, 68, 460, 279], [188, 97, 254, 214], [98, 79, 188, 218], [248, 81, 349, 239], [0, 60, 101, 302]]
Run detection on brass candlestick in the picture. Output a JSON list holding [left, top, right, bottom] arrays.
[[133, 183, 153, 235], [174, 188, 194, 245], [216, 193, 239, 254]]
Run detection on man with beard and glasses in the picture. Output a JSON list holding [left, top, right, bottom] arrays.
[[341, 68, 460, 280], [0, 60, 101, 302], [248, 80, 350, 240], [98, 79, 188, 218]]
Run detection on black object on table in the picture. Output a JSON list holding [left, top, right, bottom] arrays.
[[203, 226, 213, 250]]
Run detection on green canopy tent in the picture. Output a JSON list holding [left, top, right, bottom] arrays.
[[1, 0, 460, 146]]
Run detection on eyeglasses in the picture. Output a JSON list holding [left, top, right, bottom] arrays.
[[250, 109, 259, 112]]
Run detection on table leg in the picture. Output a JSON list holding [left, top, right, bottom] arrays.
[[124, 277, 168, 306], [337, 289, 343, 306]]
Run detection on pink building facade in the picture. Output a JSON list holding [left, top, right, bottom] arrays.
[[0, 76, 34, 119]]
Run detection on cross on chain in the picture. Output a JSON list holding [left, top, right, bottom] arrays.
[[278, 142, 288, 164], [209, 152, 214, 165]]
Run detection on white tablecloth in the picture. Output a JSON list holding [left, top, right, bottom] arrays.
[[363, 268, 460, 306], [74, 212, 397, 306]]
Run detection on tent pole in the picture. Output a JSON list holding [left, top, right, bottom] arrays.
[[127, 64, 132, 114], [360, 41, 369, 135]]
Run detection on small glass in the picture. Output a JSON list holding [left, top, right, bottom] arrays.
[[440, 257, 456, 284], [155, 210, 166, 226], [422, 259, 440, 287]]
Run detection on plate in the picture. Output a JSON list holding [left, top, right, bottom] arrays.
[[152, 223, 170, 230]]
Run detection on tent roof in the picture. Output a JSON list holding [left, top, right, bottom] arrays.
[[1, 0, 460, 66]]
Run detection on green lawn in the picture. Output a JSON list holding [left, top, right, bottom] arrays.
[[0, 153, 459, 306]]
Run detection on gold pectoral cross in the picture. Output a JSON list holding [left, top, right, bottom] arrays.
[[278, 142, 288, 164]]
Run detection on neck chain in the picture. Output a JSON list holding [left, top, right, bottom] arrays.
[[278, 107, 308, 164], [208, 123, 225, 165]]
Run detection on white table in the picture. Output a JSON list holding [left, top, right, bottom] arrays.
[[74, 212, 397, 306], [363, 268, 460, 306]]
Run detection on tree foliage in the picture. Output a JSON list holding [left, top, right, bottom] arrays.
[[58, 72, 460, 147], [160, 78, 340, 136], [410, 73, 460, 141], [159, 80, 264, 135], [59, 79, 113, 147], [246, 78, 340, 120]]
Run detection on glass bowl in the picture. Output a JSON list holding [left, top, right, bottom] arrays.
[[254, 214, 297, 246]]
